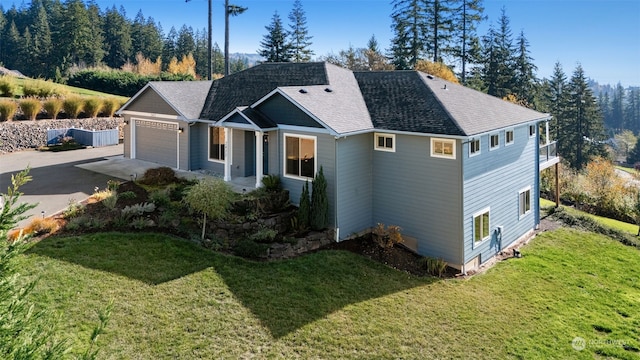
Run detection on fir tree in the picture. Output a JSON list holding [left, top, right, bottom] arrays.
[[451, 0, 485, 84], [176, 25, 196, 60], [425, 0, 454, 62], [225, 0, 248, 75], [298, 181, 311, 229], [310, 166, 328, 231], [390, 0, 427, 69], [288, 0, 313, 63], [513, 30, 537, 106], [102, 5, 132, 69], [259, 11, 292, 62]]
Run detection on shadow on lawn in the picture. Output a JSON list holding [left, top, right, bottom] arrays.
[[28, 232, 434, 338]]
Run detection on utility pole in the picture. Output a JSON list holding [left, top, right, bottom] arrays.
[[186, 0, 213, 80]]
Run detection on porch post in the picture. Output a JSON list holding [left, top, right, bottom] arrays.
[[255, 130, 263, 188], [545, 120, 550, 145], [224, 128, 232, 181]]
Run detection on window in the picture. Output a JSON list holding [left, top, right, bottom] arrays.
[[470, 138, 480, 156], [529, 124, 536, 137], [490, 134, 499, 150], [375, 133, 395, 152], [519, 187, 531, 217], [284, 134, 316, 179], [431, 138, 456, 159], [209, 127, 225, 162], [473, 208, 490, 243], [506, 129, 514, 145]]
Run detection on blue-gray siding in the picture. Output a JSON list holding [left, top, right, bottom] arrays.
[[192, 123, 224, 174], [279, 131, 336, 227], [126, 88, 178, 115], [335, 134, 373, 238], [259, 95, 324, 128], [462, 125, 538, 264], [372, 134, 463, 265]]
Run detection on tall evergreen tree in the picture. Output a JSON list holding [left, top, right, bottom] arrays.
[[28, 1, 53, 77], [56, 0, 104, 67], [425, 0, 454, 62], [543, 62, 569, 150], [163, 26, 178, 67], [610, 82, 625, 131], [625, 88, 640, 133], [563, 64, 606, 169], [258, 11, 292, 62], [480, 8, 516, 98], [176, 25, 196, 59], [512, 30, 537, 106], [102, 5, 131, 69], [0, 7, 5, 66], [4, 21, 20, 69], [131, 11, 164, 61], [288, 0, 313, 63], [225, 0, 247, 75], [451, 0, 485, 84], [390, 0, 427, 69]]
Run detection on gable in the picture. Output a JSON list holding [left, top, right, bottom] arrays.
[[256, 93, 324, 129], [125, 87, 179, 116]]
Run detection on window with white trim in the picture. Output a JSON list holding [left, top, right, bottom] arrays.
[[473, 208, 490, 243], [519, 187, 531, 217], [506, 129, 514, 145], [374, 133, 395, 152], [431, 138, 456, 159], [490, 134, 500, 150], [209, 127, 225, 162], [470, 138, 480, 156], [529, 124, 536, 137], [284, 134, 316, 179]]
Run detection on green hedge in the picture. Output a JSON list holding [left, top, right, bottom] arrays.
[[67, 70, 195, 97]]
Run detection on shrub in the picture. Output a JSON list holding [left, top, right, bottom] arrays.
[[130, 217, 155, 229], [158, 209, 181, 228], [63, 198, 85, 219], [67, 69, 195, 97], [19, 98, 43, 120], [298, 181, 311, 229], [66, 215, 107, 230], [261, 174, 282, 192], [234, 239, 269, 259], [22, 78, 68, 97], [43, 98, 63, 120], [310, 167, 328, 231], [0, 75, 18, 97], [24, 217, 59, 235], [0, 99, 18, 121], [118, 191, 137, 200], [102, 97, 122, 117], [183, 178, 236, 239], [63, 96, 84, 118], [84, 97, 103, 118], [92, 188, 114, 202], [372, 223, 404, 249], [249, 228, 278, 243], [102, 192, 118, 210], [149, 188, 171, 207], [107, 179, 120, 191], [421, 257, 449, 277], [139, 167, 178, 186], [121, 202, 156, 219]]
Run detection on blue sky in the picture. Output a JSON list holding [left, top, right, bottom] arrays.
[[88, 0, 639, 86]]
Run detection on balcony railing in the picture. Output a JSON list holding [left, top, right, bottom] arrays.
[[539, 141, 560, 170]]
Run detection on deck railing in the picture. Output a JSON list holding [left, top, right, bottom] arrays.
[[539, 141, 559, 170]]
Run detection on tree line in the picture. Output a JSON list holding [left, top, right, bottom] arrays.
[[0, 0, 248, 80]]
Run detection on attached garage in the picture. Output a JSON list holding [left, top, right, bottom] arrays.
[[133, 119, 178, 168]]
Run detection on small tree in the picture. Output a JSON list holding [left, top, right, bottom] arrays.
[[310, 166, 328, 231], [634, 190, 640, 236], [298, 180, 310, 229], [183, 178, 236, 239]]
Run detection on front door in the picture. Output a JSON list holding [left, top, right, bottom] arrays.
[[244, 131, 255, 177]]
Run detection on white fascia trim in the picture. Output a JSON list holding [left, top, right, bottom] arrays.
[[252, 88, 339, 137], [121, 110, 182, 121], [218, 107, 261, 131], [278, 124, 331, 135], [335, 128, 467, 140], [466, 115, 552, 139]]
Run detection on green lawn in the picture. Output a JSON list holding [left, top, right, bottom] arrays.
[[20, 230, 640, 359], [541, 198, 639, 235]]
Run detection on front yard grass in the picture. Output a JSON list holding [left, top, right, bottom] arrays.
[[21, 229, 640, 359]]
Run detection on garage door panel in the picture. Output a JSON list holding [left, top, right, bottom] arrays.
[[135, 120, 177, 168]]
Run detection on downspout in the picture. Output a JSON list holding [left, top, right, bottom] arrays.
[[334, 136, 339, 242], [460, 139, 466, 275]]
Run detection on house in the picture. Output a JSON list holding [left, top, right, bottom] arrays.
[[117, 62, 559, 272]]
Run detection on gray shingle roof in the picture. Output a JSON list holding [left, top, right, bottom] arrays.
[[419, 73, 550, 135], [277, 64, 373, 134], [200, 62, 331, 121], [355, 71, 465, 136], [148, 81, 212, 119]]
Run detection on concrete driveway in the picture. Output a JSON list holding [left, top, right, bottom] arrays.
[[1, 145, 126, 229]]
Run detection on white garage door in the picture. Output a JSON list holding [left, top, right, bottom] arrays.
[[134, 119, 178, 168]]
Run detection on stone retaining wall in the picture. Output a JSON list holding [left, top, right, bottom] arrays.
[[0, 118, 124, 154]]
